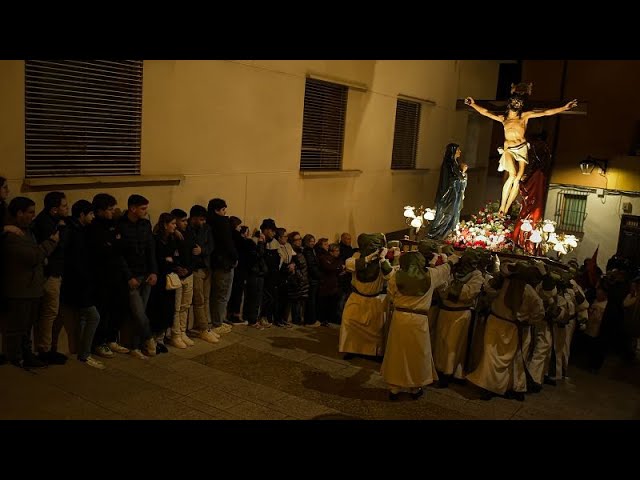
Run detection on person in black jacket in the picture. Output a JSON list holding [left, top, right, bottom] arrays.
[[61, 200, 105, 369], [1, 197, 59, 369], [337, 232, 356, 324], [260, 218, 280, 328], [244, 228, 268, 328], [88, 193, 130, 359], [227, 217, 249, 325], [185, 205, 219, 343], [287, 232, 309, 325], [318, 243, 345, 326], [147, 213, 186, 353], [32, 191, 69, 365], [302, 234, 321, 327], [117, 195, 158, 359], [0, 176, 22, 237], [207, 198, 238, 335]]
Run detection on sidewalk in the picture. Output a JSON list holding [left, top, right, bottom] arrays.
[[1, 324, 638, 420]]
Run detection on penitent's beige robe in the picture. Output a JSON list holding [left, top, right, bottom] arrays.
[[466, 278, 544, 395], [339, 253, 393, 356], [433, 270, 484, 379], [381, 263, 451, 390]]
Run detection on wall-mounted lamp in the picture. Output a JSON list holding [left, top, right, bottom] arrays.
[[579, 156, 608, 175]]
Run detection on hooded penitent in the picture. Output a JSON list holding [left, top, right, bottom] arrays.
[[354, 233, 386, 283], [501, 261, 532, 318], [395, 251, 429, 296], [446, 249, 481, 302]]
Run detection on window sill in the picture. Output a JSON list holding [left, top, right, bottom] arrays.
[[299, 170, 362, 178], [22, 175, 183, 192], [391, 168, 431, 175]]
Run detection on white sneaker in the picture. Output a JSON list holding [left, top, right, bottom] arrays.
[[212, 325, 229, 335], [143, 338, 157, 357], [94, 344, 114, 359], [82, 356, 106, 370], [199, 330, 220, 344], [108, 342, 130, 354], [129, 349, 148, 360], [181, 334, 195, 346], [169, 336, 187, 349]]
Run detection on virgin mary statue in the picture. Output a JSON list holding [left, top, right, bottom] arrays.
[[426, 143, 468, 240]]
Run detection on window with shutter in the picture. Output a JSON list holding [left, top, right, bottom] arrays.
[[391, 99, 421, 170], [300, 78, 348, 170], [25, 60, 143, 178]]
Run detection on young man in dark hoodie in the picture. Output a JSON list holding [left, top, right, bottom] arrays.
[[32, 191, 69, 365], [1, 197, 59, 369], [61, 200, 105, 369], [87, 193, 130, 359], [207, 198, 237, 336], [186, 205, 219, 343], [117, 194, 158, 359]]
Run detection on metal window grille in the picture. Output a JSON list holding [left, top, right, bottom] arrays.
[[25, 60, 143, 178], [554, 189, 588, 233], [300, 78, 348, 170], [391, 99, 421, 169]]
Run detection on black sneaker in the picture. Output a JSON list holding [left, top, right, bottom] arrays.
[[156, 343, 169, 354], [543, 376, 556, 387], [45, 351, 68, 365], [435, 375, 449, 389], [410, 388, 424, 400], [228, 317, 248, 326], [23, 353, 47, 369]]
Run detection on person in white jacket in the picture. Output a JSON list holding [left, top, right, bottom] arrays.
[[381, 251, 458, 400]]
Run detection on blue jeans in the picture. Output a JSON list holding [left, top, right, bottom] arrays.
[[210, 269, 234, 327], [76, 306, 101, 361], [128, 278, 152, 349]]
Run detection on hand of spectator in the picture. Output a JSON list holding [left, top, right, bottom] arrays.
[[176, 267, 188, 277], [50, 230, 60, 243], [165, 257, 174, 263], [128, 277, 141, 289], [4, 225, 24, 236], [288, 263, 296, 273], [147, 274, 158, 286], [192, 244, 202, 256]]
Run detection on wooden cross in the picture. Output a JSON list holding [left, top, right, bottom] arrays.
[[456, 99, 588, 115]]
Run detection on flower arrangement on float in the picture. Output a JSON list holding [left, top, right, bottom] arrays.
[[401, 200, 580, 258], [444, 201, 517, 252], [519, 218, 579, 257]]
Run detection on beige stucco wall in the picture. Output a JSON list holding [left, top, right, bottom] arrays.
[[544, 186, 640, 265], [0, 60, 499, 240]]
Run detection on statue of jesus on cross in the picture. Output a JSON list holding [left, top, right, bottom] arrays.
[[465, 82, 578, 216]]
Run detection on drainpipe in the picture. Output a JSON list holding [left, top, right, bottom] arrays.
[[542, 60, 569, 216]]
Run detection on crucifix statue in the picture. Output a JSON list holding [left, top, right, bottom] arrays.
[[465, 82, 578, 216]]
